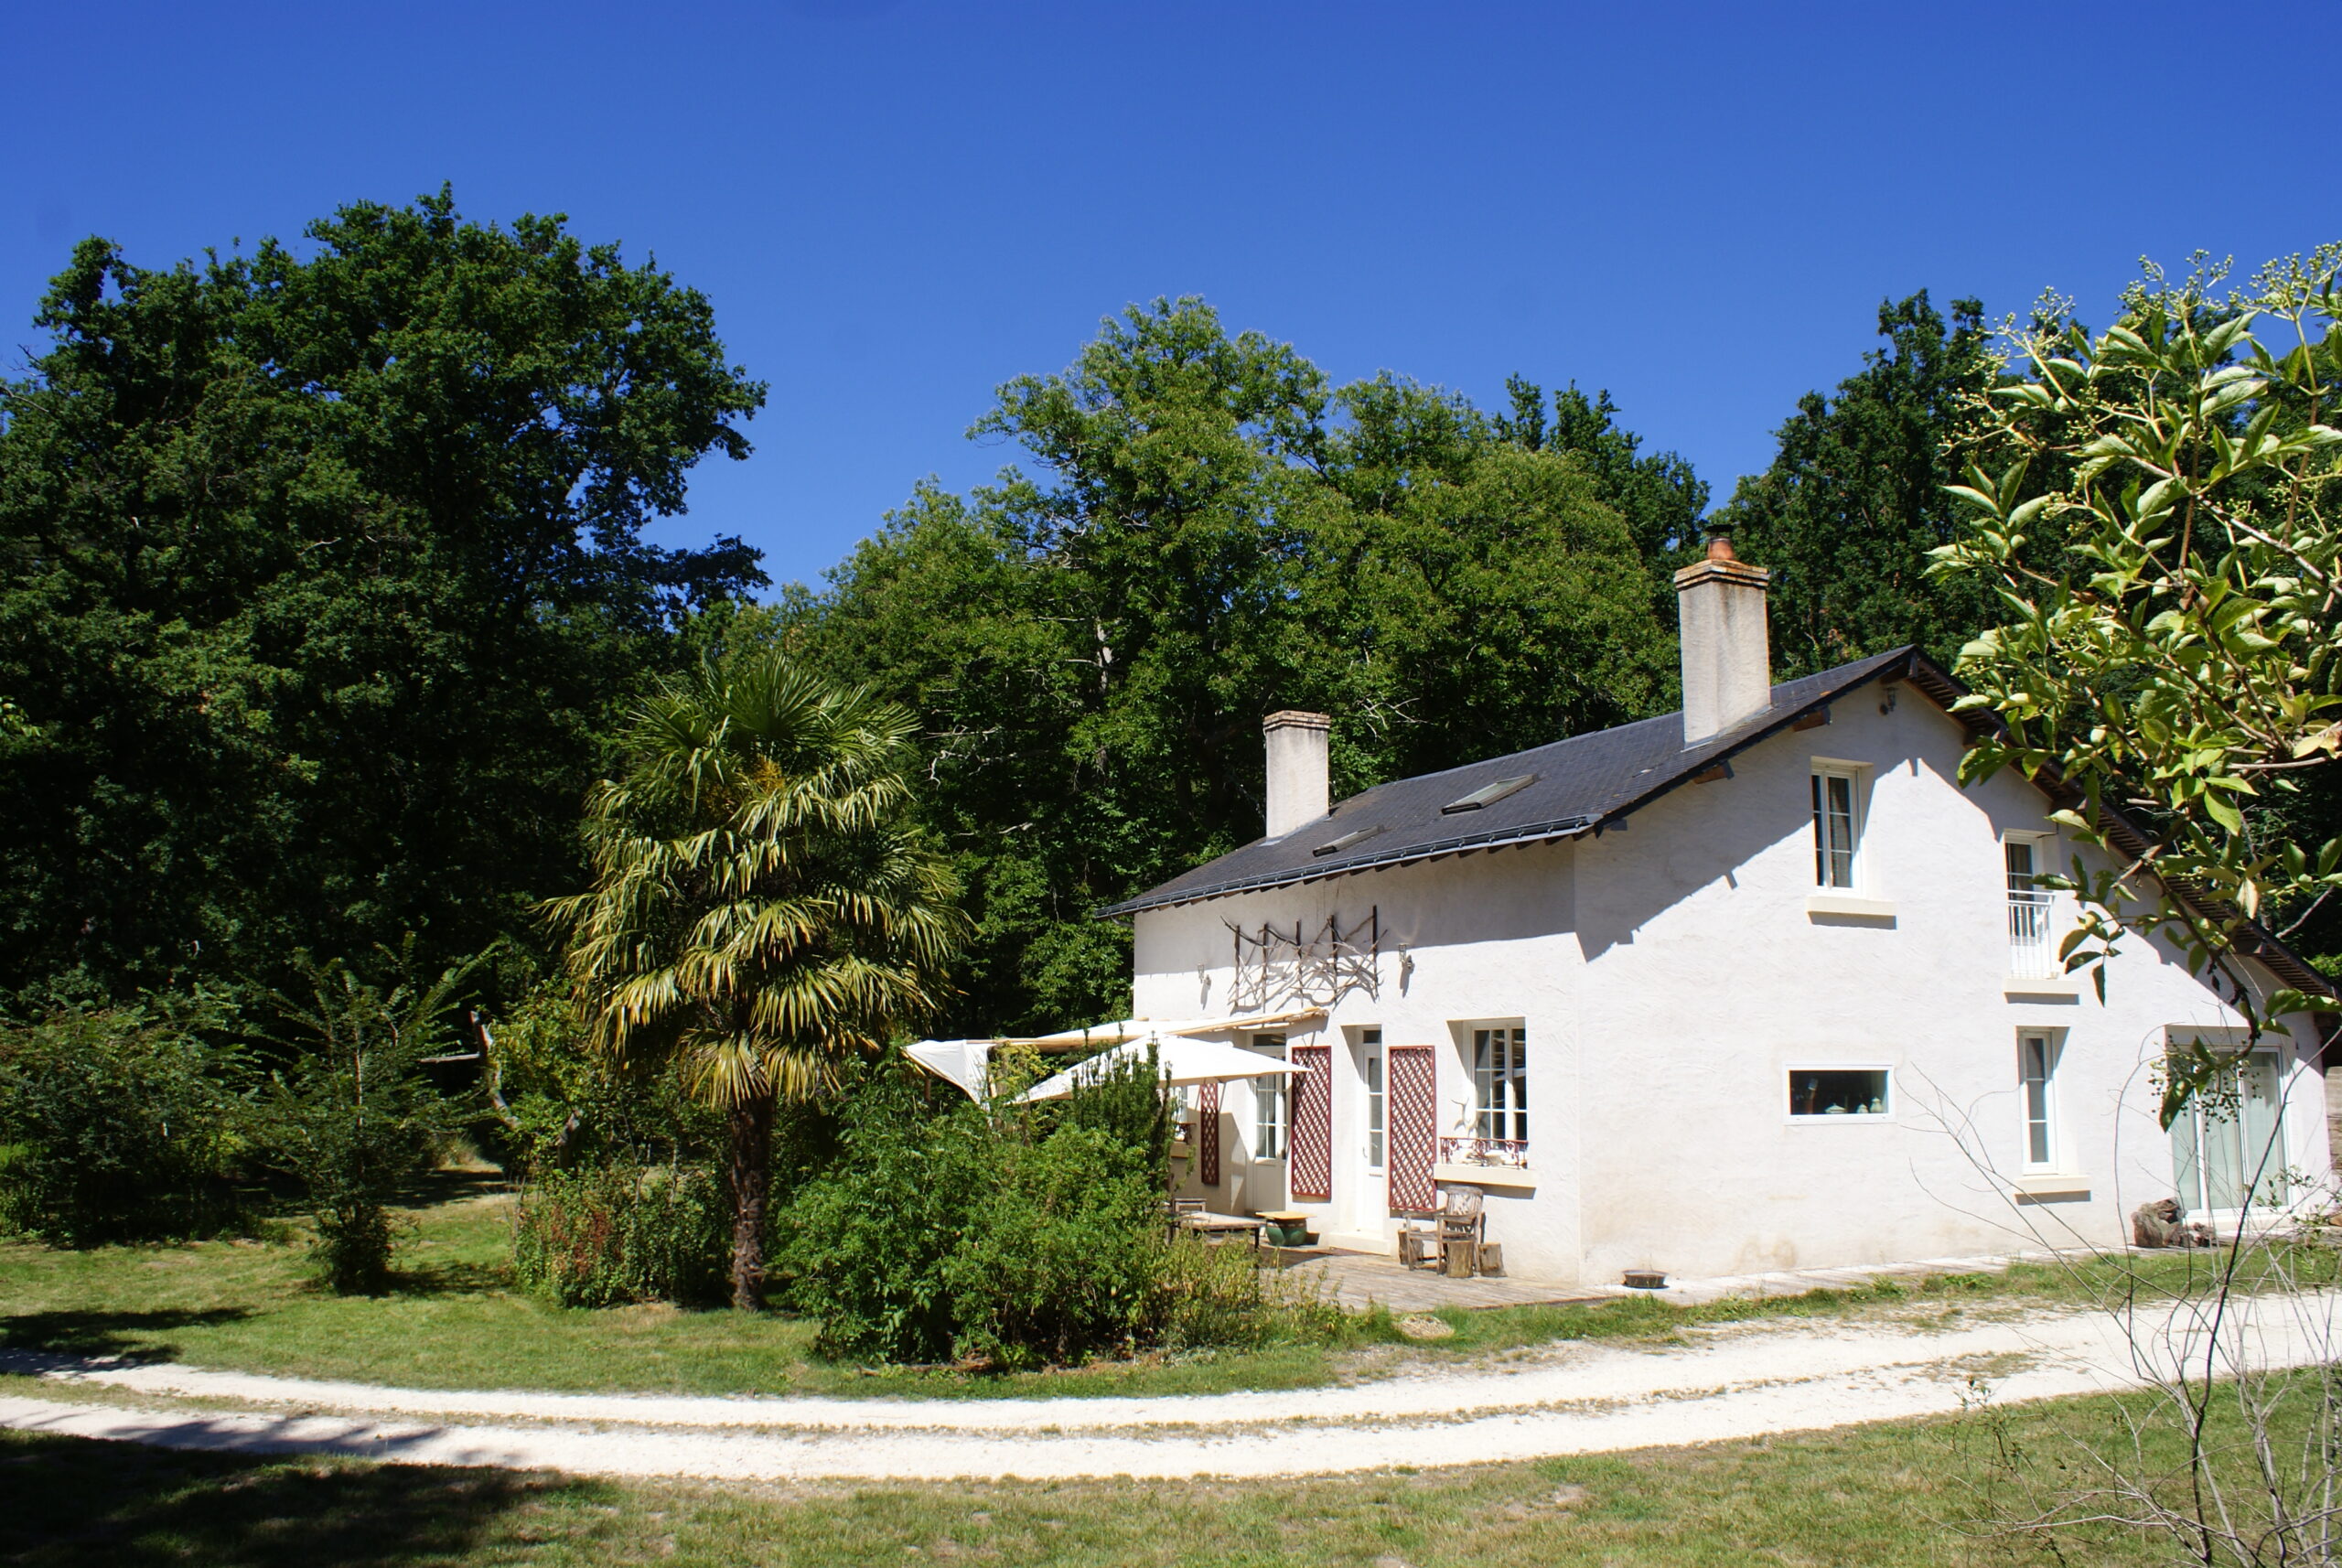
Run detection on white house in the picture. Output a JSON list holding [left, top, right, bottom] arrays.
[[1099, 532, 2337, 1285]]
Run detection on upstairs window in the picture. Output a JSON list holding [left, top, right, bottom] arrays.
[[2006, 838, 2055, 978], [1811, 768, 1861, 887], [1472, 1026, 1528, 1145]]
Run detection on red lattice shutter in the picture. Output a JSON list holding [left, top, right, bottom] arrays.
[[1387, 1046, 1437, 1215], [1290, 1046, 1332, 1200], [1198, 1081, 1221, 1187]]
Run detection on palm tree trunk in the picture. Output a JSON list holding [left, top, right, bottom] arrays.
[[725, 1090, 777, 1312]]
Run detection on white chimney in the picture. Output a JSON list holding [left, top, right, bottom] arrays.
[[1675, 528, 1773, 747], [1262, 710, 1331, 838]]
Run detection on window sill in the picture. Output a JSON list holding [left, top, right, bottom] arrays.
[[1433, 1161, 1537, 1190], [2004, 977, 2081, 999], [2013, 1173, 2091, 1202], [1806, 892, 1897, 919]]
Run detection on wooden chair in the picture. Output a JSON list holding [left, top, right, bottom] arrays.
[[1437, 1186, 1485, 1278]]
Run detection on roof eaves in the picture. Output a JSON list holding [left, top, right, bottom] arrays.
[[1094, 811, 1602, 918]]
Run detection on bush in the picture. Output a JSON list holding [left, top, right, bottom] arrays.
[[777, 1079, 991, 1362], [944, 1123, 1165, 1369], [775, 1054, 1361, 1369], [0, 998, 252, 1245], [511, 1165, 730, 1307]]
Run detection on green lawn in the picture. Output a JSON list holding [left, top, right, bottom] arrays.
[[0, 1390, 2196, 1566], [0, 1173, 2292, 1402]]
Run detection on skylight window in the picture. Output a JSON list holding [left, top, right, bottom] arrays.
[[1440, 774, 1536, 814], [1312, 824, 1384, 858]]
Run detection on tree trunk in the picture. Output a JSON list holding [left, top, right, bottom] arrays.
[[725, 1090, 776, 1312]]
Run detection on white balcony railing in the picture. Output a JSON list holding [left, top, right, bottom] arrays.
[[2008, 890, 2056, 979], [1442, 1135, 1531, 1169]]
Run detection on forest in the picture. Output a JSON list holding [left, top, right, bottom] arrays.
[[0, 190, 2053, 1040]]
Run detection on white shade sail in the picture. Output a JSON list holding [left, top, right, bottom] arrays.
[[906, 1009, 1320, 1103], [1014, 1035, 1296, 1103], [904, 1038, 994, 1101]]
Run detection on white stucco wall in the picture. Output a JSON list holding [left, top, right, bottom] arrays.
[[1130, 676, 2330, 1287]]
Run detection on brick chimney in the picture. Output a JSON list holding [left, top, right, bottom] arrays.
[[1674, 527, 1773, 746], [1262, 710, 1331, 838]]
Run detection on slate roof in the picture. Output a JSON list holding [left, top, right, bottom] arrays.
[[1098, 645, 2337, 1004], [1098, 647, 1912, 918]]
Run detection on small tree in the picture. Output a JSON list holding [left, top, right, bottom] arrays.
[[546, 653, 964, 1311], [1931, 246, 2342, 1063], [1932, 247, 2342, 1565], [263, 948, 470, 1293]]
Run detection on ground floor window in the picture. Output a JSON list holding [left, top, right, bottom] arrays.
[[2171, 1047, 2287, 1211], [1789, 1067, 1889, 1118], [1360, 1028, 1384, 1170], [1472, 1026, 1527, 1145], [1252, 1034, 1287, 1159]]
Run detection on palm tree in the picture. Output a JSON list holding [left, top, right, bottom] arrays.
[[545, 653, 964, 1310]]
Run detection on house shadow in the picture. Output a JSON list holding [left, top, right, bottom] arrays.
[[1, 1308, 252, 1364], [0, 1425, 611, 1567]]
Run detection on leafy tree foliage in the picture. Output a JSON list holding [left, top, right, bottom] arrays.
[[1719, 292, 2013, 675], [1933, 247, 2342, 1057], [779, 299, 1677, 1035], [0, 188, 766, 1003], [0, 993, 252, 1244]]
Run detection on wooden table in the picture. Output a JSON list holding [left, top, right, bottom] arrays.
[[1174, 1211, 1266, 1247]]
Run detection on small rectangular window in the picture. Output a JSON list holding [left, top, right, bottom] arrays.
[[1811, 768, 1860, 888], [1252, 1034, 1287, 1159], [1361, 1028, 1384, 1170], [2020, 1031, 2057, 1169], [1473, 1026, 1528, 1145], [1789, 1067, 1889, 1119]]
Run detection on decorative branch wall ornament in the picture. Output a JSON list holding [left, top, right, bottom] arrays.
[[1226, 908, 1380, 1012]]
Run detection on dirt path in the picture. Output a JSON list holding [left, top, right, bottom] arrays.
[[5, 1293, 2334, 1481]]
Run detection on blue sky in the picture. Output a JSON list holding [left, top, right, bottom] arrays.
[[5, 2, 2335, 592]]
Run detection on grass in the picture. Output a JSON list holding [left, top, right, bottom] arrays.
[[0, 1386, 2212, 1566], [0, 1171, 2307, 1402]]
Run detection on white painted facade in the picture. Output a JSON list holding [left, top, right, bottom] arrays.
[[1135, 676, 2331, 1286]]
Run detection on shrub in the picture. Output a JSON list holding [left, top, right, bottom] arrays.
[[944, 1123, 1165, 1369], [777, 1079, 991, 1362], [511, 1165, 729, 1307], [0, 998, 252, 1245], [777, 1054, 1363, 1369], [478, 980, 724, 1176]]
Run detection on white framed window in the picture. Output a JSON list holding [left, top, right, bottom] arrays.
[[1359, 1028, 1385, 1171], [1810, 766, 1864, 888], [1252, 1033, 1287, 1160], [2019, 1030, 2059, 1170], [2169, 1036, 2290, 1212], [1472, 1026, 1528, 1146], [1787, 1065, 1891, 1121], [2004, 832, 2057, 976]]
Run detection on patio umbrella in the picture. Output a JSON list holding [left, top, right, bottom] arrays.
[[1014, 1034, 1296, 1103]]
